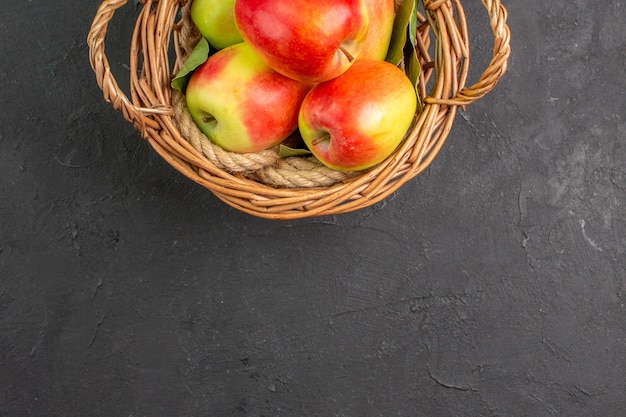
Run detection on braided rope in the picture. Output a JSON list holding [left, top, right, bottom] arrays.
[[253, 156, 357, 188]]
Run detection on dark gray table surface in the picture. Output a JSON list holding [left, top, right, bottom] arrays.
[[1, 0, 624, 416]]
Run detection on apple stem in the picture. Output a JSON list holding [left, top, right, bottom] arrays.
[[339, 45, 355, 63], [311, 132, 331, 147]]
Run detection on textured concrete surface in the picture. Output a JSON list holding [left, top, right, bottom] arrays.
[[1, 0, 624, 416]]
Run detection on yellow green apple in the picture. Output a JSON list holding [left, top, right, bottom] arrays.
[[298, 60, 417, 171], [358, 0, 396, 61], [234, 0, 370, 83], [191, 0, 243, 50], [185, 42, 311, 153]]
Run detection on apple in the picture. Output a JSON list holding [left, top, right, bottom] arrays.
[[298, 60, 417, 171], [191, 0, 243, 50], [234, 0, 370, 84], [358, 0, 396, 61], [185, 42, 311, 153]]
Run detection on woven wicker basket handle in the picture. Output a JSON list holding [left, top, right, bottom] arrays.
[[425, 0, 511, 106], [87, 0, 173, 132]]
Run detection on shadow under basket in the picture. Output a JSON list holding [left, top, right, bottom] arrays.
[[87, 0, 511, 220]]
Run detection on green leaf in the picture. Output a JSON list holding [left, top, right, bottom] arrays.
[[385, 0, 416, 66], [388, 0, 423, 111], [171, 37, 210, 91], [405, 0, 422, 110], [279, 145, 312, 158], [405, 42, 423, 112], [409, 1, 419, 49]]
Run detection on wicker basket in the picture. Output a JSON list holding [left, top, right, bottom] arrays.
[[87, 0, 510, 220]]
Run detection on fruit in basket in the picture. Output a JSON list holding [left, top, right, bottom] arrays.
[[185, 42, 311, 153], [298, 60, 417, 171], [359, 0, 396, 61], [191, 0, 243, 50], [234, 0, 370, 83]]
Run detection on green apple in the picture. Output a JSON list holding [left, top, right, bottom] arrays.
[[234, 0, 370, 83], [358, 0, 396, 61], [185, 42, 311, 153], [191, 0, 243, 50], [298, 60, 417, 171]]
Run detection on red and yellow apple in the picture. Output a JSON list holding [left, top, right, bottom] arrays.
[[298, 60, 417, 171], [358, 0, 396, 61], [185, 42, 311, 153], [191, 0, 243, 50], [234, 0, 370, 84]]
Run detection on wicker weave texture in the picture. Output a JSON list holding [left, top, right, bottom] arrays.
[[88, 0, 511, 219]]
